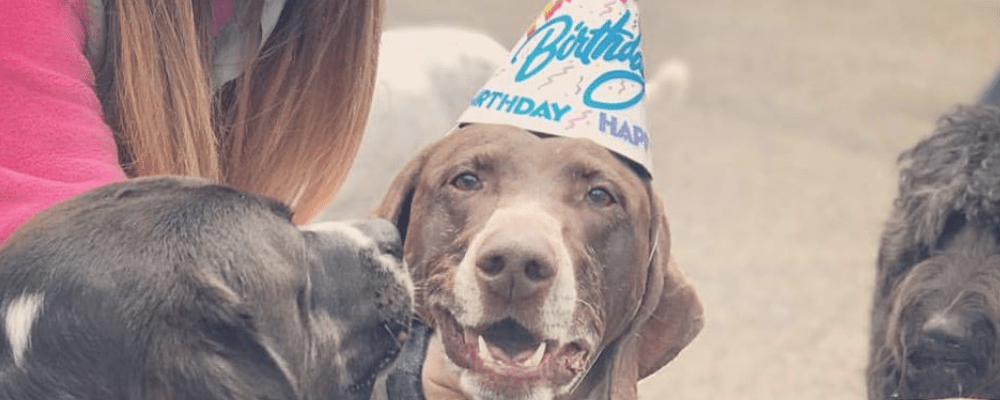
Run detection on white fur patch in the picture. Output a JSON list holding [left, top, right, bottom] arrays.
[[305, 221, 375, 248], [459, 373, 554, 400], [309, 312, 348, 386], [453, 201, 577, 340], [5, 293, 44, 367], [453, 252, 485, 324], [302, 221, 415, 299]]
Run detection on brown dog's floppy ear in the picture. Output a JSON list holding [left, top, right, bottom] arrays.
[[372, 148, 431, 241], [634, 254, 703, 377], [609, 190, 704, 399], [636, 192, 703, 376]]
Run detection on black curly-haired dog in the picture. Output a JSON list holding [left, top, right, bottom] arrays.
[[869, 105, 1000, 399]]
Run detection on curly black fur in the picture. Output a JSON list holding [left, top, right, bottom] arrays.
[[869, 105, 1000, 399]]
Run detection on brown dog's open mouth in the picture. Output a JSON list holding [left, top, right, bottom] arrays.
[[433, 307, 590, 384]]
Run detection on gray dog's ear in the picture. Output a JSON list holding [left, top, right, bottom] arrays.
[[608, 190, 704, 399], [149, 278, 300, 400], [373, 147, 432, 242]]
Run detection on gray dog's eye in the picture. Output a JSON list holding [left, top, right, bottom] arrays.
[[451, 172, 483, 191], [585, 187, 616, 207]]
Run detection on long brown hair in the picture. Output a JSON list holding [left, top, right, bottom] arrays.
[[95, 0, 383, 224]]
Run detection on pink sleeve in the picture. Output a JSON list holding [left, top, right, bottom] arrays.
[[0, 0, 126, 245]]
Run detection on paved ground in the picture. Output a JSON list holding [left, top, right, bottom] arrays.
[[379, 1, 1000, 399]]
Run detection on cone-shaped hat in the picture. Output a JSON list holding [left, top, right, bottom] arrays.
[[458, 0, 652, 176]]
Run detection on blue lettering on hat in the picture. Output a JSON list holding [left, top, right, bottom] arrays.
[[632, 124, 648, 149], [551, 103, 572, 121], [514, 97, 536, 115], [498, 94, 519, 113], [471, 90, 491, 107], [512, 10, 645, 111], [598, 112, 617, 135], [584, 70, 644, 111], [598, 112, 649, 149], [467, 89, 574, 123], [529, 102, 552, 119], [616, 119, 632, 140], [487, 92, 504, 108]]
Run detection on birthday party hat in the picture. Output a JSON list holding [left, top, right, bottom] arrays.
[[457, 0, 653, 176]]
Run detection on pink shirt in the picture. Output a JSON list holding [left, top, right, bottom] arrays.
[[0, 0, 127, 245], [0, 0, 242, 245]]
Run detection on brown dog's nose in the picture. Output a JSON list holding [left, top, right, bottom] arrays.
[[475, 233, 557, 301]]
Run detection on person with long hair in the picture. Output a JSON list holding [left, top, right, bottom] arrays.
[[0, 0, 383, 244]]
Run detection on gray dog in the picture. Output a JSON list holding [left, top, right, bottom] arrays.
[[869, 105, 1000, 399], [0, 176, 413, 400]]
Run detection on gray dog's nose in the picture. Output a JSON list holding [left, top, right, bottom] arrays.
[[475, 231, 557, 301], [923, 313, 972, 347], [918, 311, 994, 361], [350, 218, 404, 261]]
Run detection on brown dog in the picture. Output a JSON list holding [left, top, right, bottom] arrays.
[[372, 124, 703, 400]]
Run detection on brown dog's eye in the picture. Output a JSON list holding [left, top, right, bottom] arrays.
[[451, 172, 483, 191], [586, 187, 615, 207]]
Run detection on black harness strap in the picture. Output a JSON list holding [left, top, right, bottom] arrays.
[[385, 319, 431, 400]]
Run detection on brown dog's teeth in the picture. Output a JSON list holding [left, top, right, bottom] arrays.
[[477, 334, 547, 369], [516, 342, 546, 368], [477, 335, 498, 364], [462, 329, 476, 346]]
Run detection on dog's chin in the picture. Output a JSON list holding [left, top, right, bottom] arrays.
[[431, 307, 593, 399], [897, 351, 994, 399], [346, 343, 404, 397]]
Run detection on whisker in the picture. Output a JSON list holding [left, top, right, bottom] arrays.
[[574, 298, 602, 329]]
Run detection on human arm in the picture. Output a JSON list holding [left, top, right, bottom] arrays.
[[0, 0, 126, 245]]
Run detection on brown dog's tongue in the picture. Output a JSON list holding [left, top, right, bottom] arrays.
[[478, 335, 546, 368]]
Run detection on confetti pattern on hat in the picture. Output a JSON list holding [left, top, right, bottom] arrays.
[[458, 0, 652, 175]]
